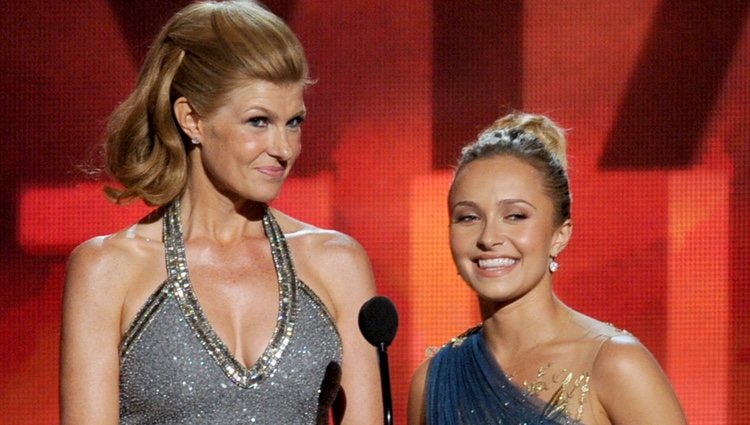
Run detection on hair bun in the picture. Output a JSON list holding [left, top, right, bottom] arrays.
[[490, 112, 568, 171]]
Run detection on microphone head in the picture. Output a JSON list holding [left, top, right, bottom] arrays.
[[358, 295, 399, 347]]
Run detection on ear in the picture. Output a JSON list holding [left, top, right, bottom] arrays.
[[550, 219, 572, 257], [173, 97, 201, 139]]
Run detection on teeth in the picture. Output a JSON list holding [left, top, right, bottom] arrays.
[[477, 258, 516, 269]]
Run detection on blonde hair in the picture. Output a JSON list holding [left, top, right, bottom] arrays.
[[104, 1, 309, 205], [452, 112, 571, 225], [490, 113, 568, 170]]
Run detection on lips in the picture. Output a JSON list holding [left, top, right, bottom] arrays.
[[256, 165, 286, 179], [476, 257, 517, 269]]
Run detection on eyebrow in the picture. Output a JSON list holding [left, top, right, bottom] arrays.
[[450, 200, 477, 210], [243, 105, 306, 119], [450, 199, 537, 211], [497, 199, 536, 210]]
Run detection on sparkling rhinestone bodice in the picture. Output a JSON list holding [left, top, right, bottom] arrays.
[[119, 201, 343, 424]]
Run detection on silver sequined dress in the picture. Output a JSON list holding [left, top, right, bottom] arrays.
[[119, 201, 343, 424]]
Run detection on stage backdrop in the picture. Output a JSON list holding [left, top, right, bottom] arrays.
[[2, 1, 748, 424]]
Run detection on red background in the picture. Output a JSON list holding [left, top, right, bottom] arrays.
[[2, 1, 748, 424]]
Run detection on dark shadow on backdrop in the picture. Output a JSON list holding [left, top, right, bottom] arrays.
[[729, 118, 750, 421], [600, 0, 748, 169], [432, 0, 523, 169], [109, 1, 297, 65]]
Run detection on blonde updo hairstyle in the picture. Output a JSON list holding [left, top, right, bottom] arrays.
[[105, 0, 309, 205], [451, 112, 571, 226]]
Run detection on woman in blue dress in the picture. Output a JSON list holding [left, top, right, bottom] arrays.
[[408, 113, 687, 424]]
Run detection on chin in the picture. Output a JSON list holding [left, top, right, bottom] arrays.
[[251, 193, 281, 204], [466, 276, 524, 302], [241, 185, 284, 204], [475, 290, 514, 303], [222, 189, 280, 205]]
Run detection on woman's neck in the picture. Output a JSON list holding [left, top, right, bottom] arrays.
[[178, 188, 267, 243], [480, 287, 573, 359]]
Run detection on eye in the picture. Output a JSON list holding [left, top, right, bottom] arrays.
[[287, 115, 305, 129], [453, 214, 480, 224], [505, 212, 528, 221], [247, 116, 269, 128]]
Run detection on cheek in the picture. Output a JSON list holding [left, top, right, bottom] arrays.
[[449, 226, 475, 259], [507, 222, 552, 251], [448, 240, 472, 282], [289, 136, 302, 160], [239, 139, 262, 155], [526, 236, 556, 263], [230, 131, 265, 157], [509, 229, 538, 251], [448, 226, 462, 250], [206, 123, 230, 144], [448, 228, 461, 260]]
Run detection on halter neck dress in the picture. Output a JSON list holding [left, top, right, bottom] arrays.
[[119, 201, 343, 424]]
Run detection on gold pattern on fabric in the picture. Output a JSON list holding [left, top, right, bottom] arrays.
[[442, 324, 597, 421], [518, 363, 591, 421]]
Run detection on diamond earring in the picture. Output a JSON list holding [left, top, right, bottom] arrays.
[[549, 256, 559, 273]]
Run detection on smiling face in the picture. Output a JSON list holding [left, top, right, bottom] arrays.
[[449, 155, 571, 304], [177, 79, 306, 204]]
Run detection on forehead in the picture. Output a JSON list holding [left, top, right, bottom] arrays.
[[450, 156, 547, 203], [215, 80, 305, 113]]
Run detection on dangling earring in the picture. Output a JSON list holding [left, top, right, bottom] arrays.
[[549, 256, 559, 273], [191, 137, 201, 145]]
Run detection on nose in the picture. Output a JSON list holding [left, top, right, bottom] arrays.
[[477, 220, 505, 250], [268, 127, 295, 161]]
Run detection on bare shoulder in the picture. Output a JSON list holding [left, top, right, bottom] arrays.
[[273, 210, 369, 261], [61, 220, 164, 424], [67, 224, 158, 290], [273, 211, 381, 423], [590, 330, 687, 424], [68, 208, 163, 273], [272, 210, 375, 304], [410, 357, 431, 393], [571, 313, 655, 383], [66, 233, 131, 298], [408, 358, 432, 425], [64, 218, 165, 324], [592, 332, 653, 377]]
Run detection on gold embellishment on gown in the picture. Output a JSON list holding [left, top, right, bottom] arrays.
[[450, 325, 482, 348], [423, 325, 481, 358], [513, 363, 591, 421]]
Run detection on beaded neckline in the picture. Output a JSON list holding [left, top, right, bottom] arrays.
[[163, 199, 298, 388]]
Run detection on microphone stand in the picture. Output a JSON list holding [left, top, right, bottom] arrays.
[[377, 342, 393, 425]]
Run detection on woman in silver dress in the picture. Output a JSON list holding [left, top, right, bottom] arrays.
[[61, 2, 381, 423]]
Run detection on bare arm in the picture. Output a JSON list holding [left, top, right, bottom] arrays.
[[312, 233, 382, 425], [407, 359, 429, 425], [593, 335, 688, 425], [60, 238, 124, 424]]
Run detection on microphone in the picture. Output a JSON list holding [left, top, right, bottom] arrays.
[[358, 296, 399, 425]]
